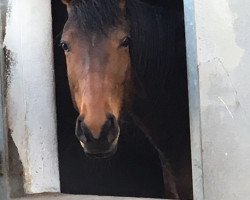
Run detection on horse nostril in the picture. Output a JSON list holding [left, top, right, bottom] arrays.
[[75, 115, 87, 143], [102, 113, 120, 143], [106, 114, 114, 128]]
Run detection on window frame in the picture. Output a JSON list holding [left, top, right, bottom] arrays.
[[0, 0, 204, 199]]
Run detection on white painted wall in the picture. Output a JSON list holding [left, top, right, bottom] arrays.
[[4, 0, 60, 194], [194, 0, 250, 199]]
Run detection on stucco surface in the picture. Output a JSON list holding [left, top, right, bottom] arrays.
[[195, 0, 250, 199], [4, 0, 60, 194]]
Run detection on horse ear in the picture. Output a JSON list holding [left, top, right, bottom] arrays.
[[119, 0, 126, 14], [62, 0, 73, 13], [62, 0, 72, 6]]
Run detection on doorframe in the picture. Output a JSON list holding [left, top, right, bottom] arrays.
[[183, 0, 204, 199], [0, 0, 204, 199]]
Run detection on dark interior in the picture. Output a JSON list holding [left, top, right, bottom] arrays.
[[52, 0, 187, 198]]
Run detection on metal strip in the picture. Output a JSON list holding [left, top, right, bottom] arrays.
[[183, 0, 205, 199], [0, 0, 10, 199]]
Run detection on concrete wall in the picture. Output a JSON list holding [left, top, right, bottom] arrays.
[[0, 0, 10, 199], [194, 0, 250, 199], [3, 0, 60, 194]]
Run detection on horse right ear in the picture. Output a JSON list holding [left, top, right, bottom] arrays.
[[62, 0, 72, 13]]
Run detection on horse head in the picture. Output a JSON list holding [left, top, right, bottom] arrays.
[[61, 0, 132, 158]]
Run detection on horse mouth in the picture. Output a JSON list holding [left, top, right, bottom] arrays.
[[80, 141, 118, 159], [85, 149, 117, 159]]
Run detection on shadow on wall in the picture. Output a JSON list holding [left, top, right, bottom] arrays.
[[8, 134, 25, 198]]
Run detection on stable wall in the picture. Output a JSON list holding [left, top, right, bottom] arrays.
[[0, 0, 9, 199], [3, 0, 60, 194], [194, 0, 250, 199]]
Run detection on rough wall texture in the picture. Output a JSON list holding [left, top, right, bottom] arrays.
[[0, 0, 9, 199], [195, 0, 250, 199], [3, 0, 60, 194]]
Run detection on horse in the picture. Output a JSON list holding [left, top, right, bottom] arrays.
[[60, 0, 192, 199]]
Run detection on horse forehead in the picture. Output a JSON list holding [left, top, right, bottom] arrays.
[[91, 34, 98, 47], [84, 40, 110, 71], [87, 35, 111, 60], [89, 34, 109, 48]]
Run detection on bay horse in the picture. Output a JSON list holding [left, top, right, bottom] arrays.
[[60, 0, 192, 199]]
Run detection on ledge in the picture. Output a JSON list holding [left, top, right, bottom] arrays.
[[14, 193, 167, 200]]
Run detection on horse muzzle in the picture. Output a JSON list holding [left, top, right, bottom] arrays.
[[75, 114, 120, 159]]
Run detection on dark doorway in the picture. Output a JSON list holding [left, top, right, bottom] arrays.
[[52, 0, 189, 199]]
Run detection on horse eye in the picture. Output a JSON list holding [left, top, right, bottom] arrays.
[[120, 36, 130, 48], [60, 41, 70, 52]]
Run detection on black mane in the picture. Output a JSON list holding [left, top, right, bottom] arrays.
[[126, 1, 187, 108], [69, 0, 124, 34]]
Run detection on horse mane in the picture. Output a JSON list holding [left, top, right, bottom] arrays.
[[126, 1, 189, 158], [68, 0, 124, 34], [126, 0, 187, 110]]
